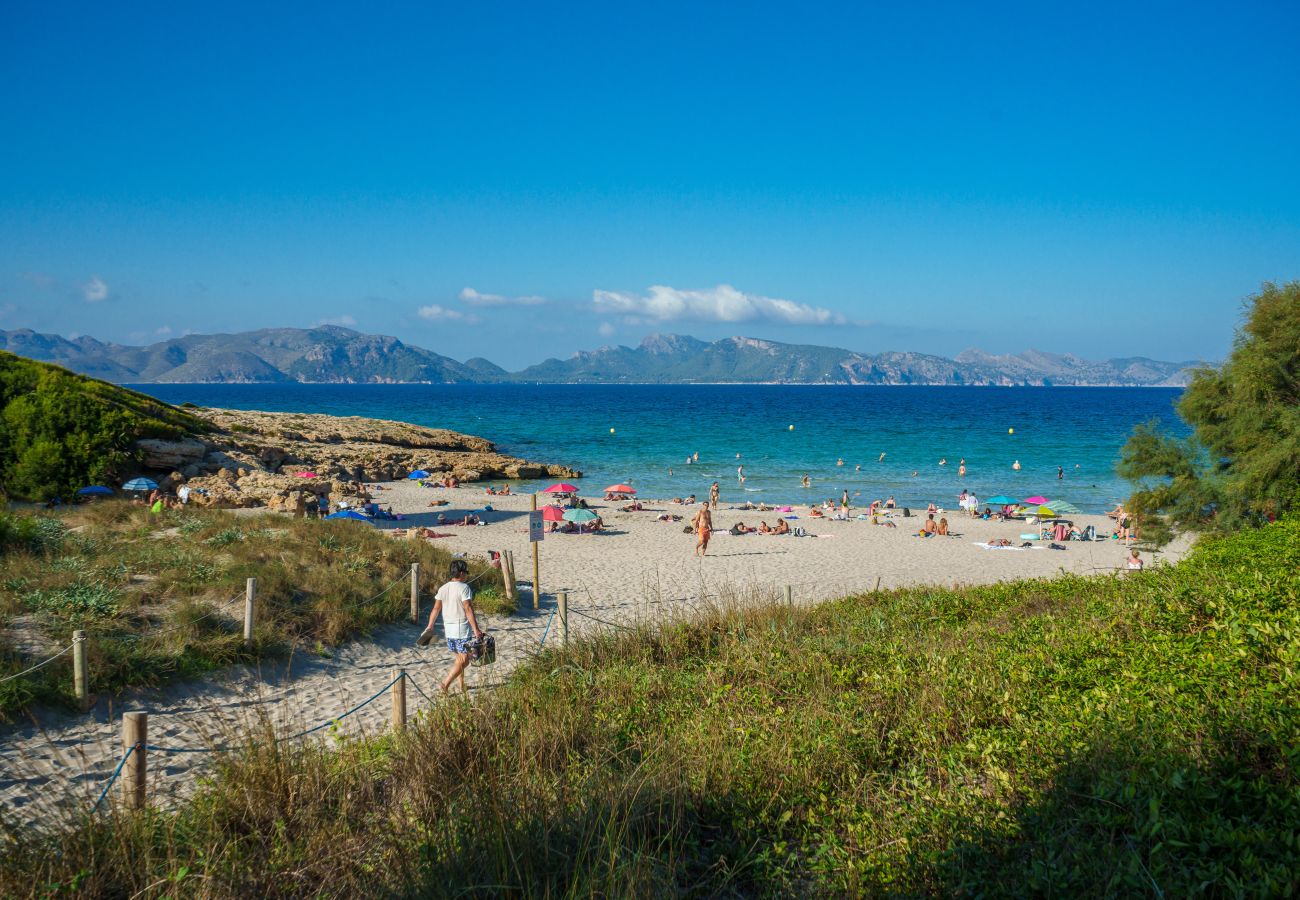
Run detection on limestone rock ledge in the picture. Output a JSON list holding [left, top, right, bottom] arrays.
[[136, 407, 580, 508]]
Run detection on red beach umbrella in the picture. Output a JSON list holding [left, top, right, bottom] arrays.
[[541, 505, 566, 521], [604, 484, 636, 494], [543, 483, 578, 493]]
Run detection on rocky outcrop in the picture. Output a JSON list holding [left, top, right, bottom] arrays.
[[133, 407, 579, 509]]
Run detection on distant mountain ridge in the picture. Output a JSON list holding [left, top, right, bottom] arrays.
[[0, 327, 1201, 386]]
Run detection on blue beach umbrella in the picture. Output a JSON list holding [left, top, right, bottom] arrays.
[[122, 477, 159, 492], [77, 485, 114, 496], [985, 495, 1020, 506], [408, 470, 430, 479], [325, 510, 375, 524], [562, 508, 598, 523]]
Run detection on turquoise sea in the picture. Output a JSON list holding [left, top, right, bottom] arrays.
[[134, 384, 1186, 514]]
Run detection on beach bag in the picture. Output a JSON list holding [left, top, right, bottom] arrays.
[[793, 526, 808, 537], [467, 633, 496, 666], [902, 507, 911, 518], [683, 525, 694, 534]]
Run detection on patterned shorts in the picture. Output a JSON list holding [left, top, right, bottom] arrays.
[[447, 636, 473, 654]]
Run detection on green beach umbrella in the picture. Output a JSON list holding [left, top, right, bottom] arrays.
[[562, 508, 598, 523], [1046, 500, 1081, 514]]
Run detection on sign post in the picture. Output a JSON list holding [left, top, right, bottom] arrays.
[[530, 495, 542, 609]]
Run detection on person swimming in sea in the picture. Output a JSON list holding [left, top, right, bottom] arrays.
[[878, 452, 886, 462], [1013, 460, 1021, 471]]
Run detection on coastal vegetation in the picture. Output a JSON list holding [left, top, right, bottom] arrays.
[[1120, 281, 1300, 543], [0, 351, 205, 502], [4, 515, 1295, 896], [0, 503, 504, 719]]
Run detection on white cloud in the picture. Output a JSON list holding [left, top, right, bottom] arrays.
[[597, 321, 616, 338], [20, 271, 56, 289], [592, 284, 846, 326], [82, 276, 109, 302], [154, 325, 172, 337], [417, 304, 475, 323], [313, 315, 358, 327], [459, 287, 546, 307]]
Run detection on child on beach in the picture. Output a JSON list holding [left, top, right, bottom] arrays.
[[418, 560, 485, 695], [1126, 549, 1143, 571]]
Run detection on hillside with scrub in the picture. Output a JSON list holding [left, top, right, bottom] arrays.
[[0, 350, 207, 502], [2, 515, 1296, 896]]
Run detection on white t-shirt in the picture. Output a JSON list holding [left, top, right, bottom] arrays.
[[436, 580, 473, 639]]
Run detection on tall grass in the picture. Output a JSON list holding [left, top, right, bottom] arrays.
[[0, 502, 504, 718], [2, 517, 1296, 896]]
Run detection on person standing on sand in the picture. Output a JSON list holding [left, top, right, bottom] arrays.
[[418, 559, 485, 695], [692, 503, 713, 556], [841, 489, 850, 514], [710, 481, 720, 508]]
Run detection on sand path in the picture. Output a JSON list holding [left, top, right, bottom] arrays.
[[2, 482, 1183, 824]]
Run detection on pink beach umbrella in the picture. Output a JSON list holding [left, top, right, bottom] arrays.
[[1022, 495, 1049, 505], [541, 505, 566, 521], [543, 483, 579, 493]]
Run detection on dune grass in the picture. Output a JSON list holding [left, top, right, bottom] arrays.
[[0, 502, 505, 719], [2, 517, 1297, 896]]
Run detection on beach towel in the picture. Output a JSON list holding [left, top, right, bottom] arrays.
[[974, 542, 1025, 551]]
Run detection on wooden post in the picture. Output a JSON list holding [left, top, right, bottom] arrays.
[[531, 493, 541, 610], [72, 629, 88, 710], [122, 712, 147, 810], [874, 575, 882, 594], [501, 550, 517, 603], [243, 577, 256, 649], [783, 585, 793, 607], [391, 669, 406, 731], [409, 563, 420, 624], [558, 592, 569, 648]]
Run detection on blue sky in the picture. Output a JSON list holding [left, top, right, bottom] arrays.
[[2, 1, 1297, 367]]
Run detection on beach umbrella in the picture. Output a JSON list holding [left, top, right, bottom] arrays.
[[325, 510, 375, 524], [604, 484, 636, 494], [77, 485, 113, 496], [122, 477, 158, 492], [1046, 499, 1081, 514], [408, 470, 430, 479], [294, 471, 317, 478], [543, 483, 579, 493], [985, 495, 1019, 506], [562, 508, 598, 523], [1022, 495, 1049, 505], [1032, 505, 1056, 517], [541, 505, 566, 521]]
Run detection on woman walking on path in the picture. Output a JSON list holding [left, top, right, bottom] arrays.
[[418, 560, 484, 695]]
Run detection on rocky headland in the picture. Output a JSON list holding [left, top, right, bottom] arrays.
[[136, 407, 579, 509]]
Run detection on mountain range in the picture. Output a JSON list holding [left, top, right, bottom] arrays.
[[0, 327, 1201, 387]]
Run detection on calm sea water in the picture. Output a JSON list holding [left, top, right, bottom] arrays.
[[133, 384, 1185, 514]]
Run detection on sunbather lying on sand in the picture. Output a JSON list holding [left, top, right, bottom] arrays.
[[772, 519, 791, 535]]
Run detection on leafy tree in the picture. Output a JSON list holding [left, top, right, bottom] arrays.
[[0, 351, 206, 501], [1119, 281, 1300, 543]]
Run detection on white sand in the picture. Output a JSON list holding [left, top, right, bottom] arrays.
[[1, 482, 1186, 823]]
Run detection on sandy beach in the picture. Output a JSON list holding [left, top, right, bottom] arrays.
[[1, 481, 1187, 824]]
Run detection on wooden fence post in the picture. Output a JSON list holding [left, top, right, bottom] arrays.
[[531, 494, 541, 610], [874, 575, 882, 595], [501, 550, 517, 603], [558, 592, 569, 648], [122, 711, 147, 810], [409, 563, 420, 624], [391, 669, 406, 731], [783, 585, 793, 607], [243, 578, 256, 649], [72, 629, 88, 710]]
